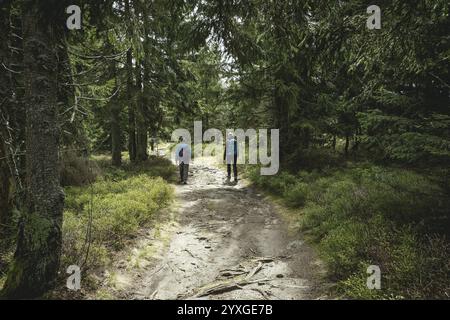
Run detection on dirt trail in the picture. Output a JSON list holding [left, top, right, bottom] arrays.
[[101, 156, 330, 300]]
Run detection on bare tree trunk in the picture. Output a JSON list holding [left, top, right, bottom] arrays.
[[135, 62, 148, 162], [2, 3, 65, 298], [344, 133, 350, 157], [4, 1, 26, 179], [111, 100, 122, 167], [125, 1, 137, 162], [0, 140, 12, 236], [274, 91, 288, 160], [134, 4, 151, 162], [110, 61, 122, 167], [127, 49, 137, 162], [0, 2, 12, 236], [136, 111, 148, 161], [128, 109, 137, 162]]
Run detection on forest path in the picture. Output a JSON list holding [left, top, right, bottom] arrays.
[[102, 155, 329, 300]]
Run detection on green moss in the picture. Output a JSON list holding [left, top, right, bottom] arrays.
[[25, 213, 54, 251], [2, 260, 24, 294]]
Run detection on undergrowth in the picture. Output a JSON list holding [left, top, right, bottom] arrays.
[[248, 163, 450, 299]]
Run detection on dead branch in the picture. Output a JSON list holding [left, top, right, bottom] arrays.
[[245, 262, 263, 280], [193, 278, 271, 298]]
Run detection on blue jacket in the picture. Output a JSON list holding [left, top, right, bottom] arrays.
[[175, 143, 191, 164], [224, 138, 238, 162]]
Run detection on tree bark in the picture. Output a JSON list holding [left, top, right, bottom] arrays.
[[135, 62, 148, 162], [127, 50, 137, 162], [344, 133, 350, 157], [135, 4, 151, 162], [0, 1, 12, 236], [275, 94, 292, 160], [109, 58, 122, 167], [2, 2, 65, 298], [4, 1, 26, 179], [125, 0, 137, 162], [111, 100, 122, 167], [0, 140, 12, 236]]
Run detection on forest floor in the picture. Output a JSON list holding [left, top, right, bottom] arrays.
[[93, 152, 331, 300]]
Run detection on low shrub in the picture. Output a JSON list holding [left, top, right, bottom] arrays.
[[249, 169, 297, 195], [248, 164, 450, 299], [283, 182, 309, 207], [93, 154, 177, 183], [60, 151, 101, 186], [285, 148, 344, 172], [62, 175, 173, 270]]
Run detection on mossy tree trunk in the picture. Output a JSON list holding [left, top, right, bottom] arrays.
[[1, 2, 65, 299], [0, 2, 12, 236]]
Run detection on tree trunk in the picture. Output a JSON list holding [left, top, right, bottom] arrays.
[[110, 60, 122, 167], [136, 110, 148, 161], [0, 140, 12, 236], [4, 1, 26, 184], [344, 133, 350, 156], [125, 1, 137, 162], [111, 100, 122, 167], [135, 5, 151, 162], [274, 91, 289, 161], [352, 134, 359, 151], [2, 3, 65, 298], [127, 49, 137, 162], [0, 2, 12, 236], [135, 62, 148, 162]]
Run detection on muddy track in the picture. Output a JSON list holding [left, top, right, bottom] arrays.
[[101, 157, 330, 300]]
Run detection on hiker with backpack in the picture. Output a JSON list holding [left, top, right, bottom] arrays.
[[224, 133, 238, 183], [175, 137, 191, 184]]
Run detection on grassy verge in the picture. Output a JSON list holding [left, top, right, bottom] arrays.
[[247, 162, 449, 299], [60, 154, 176, 292]]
